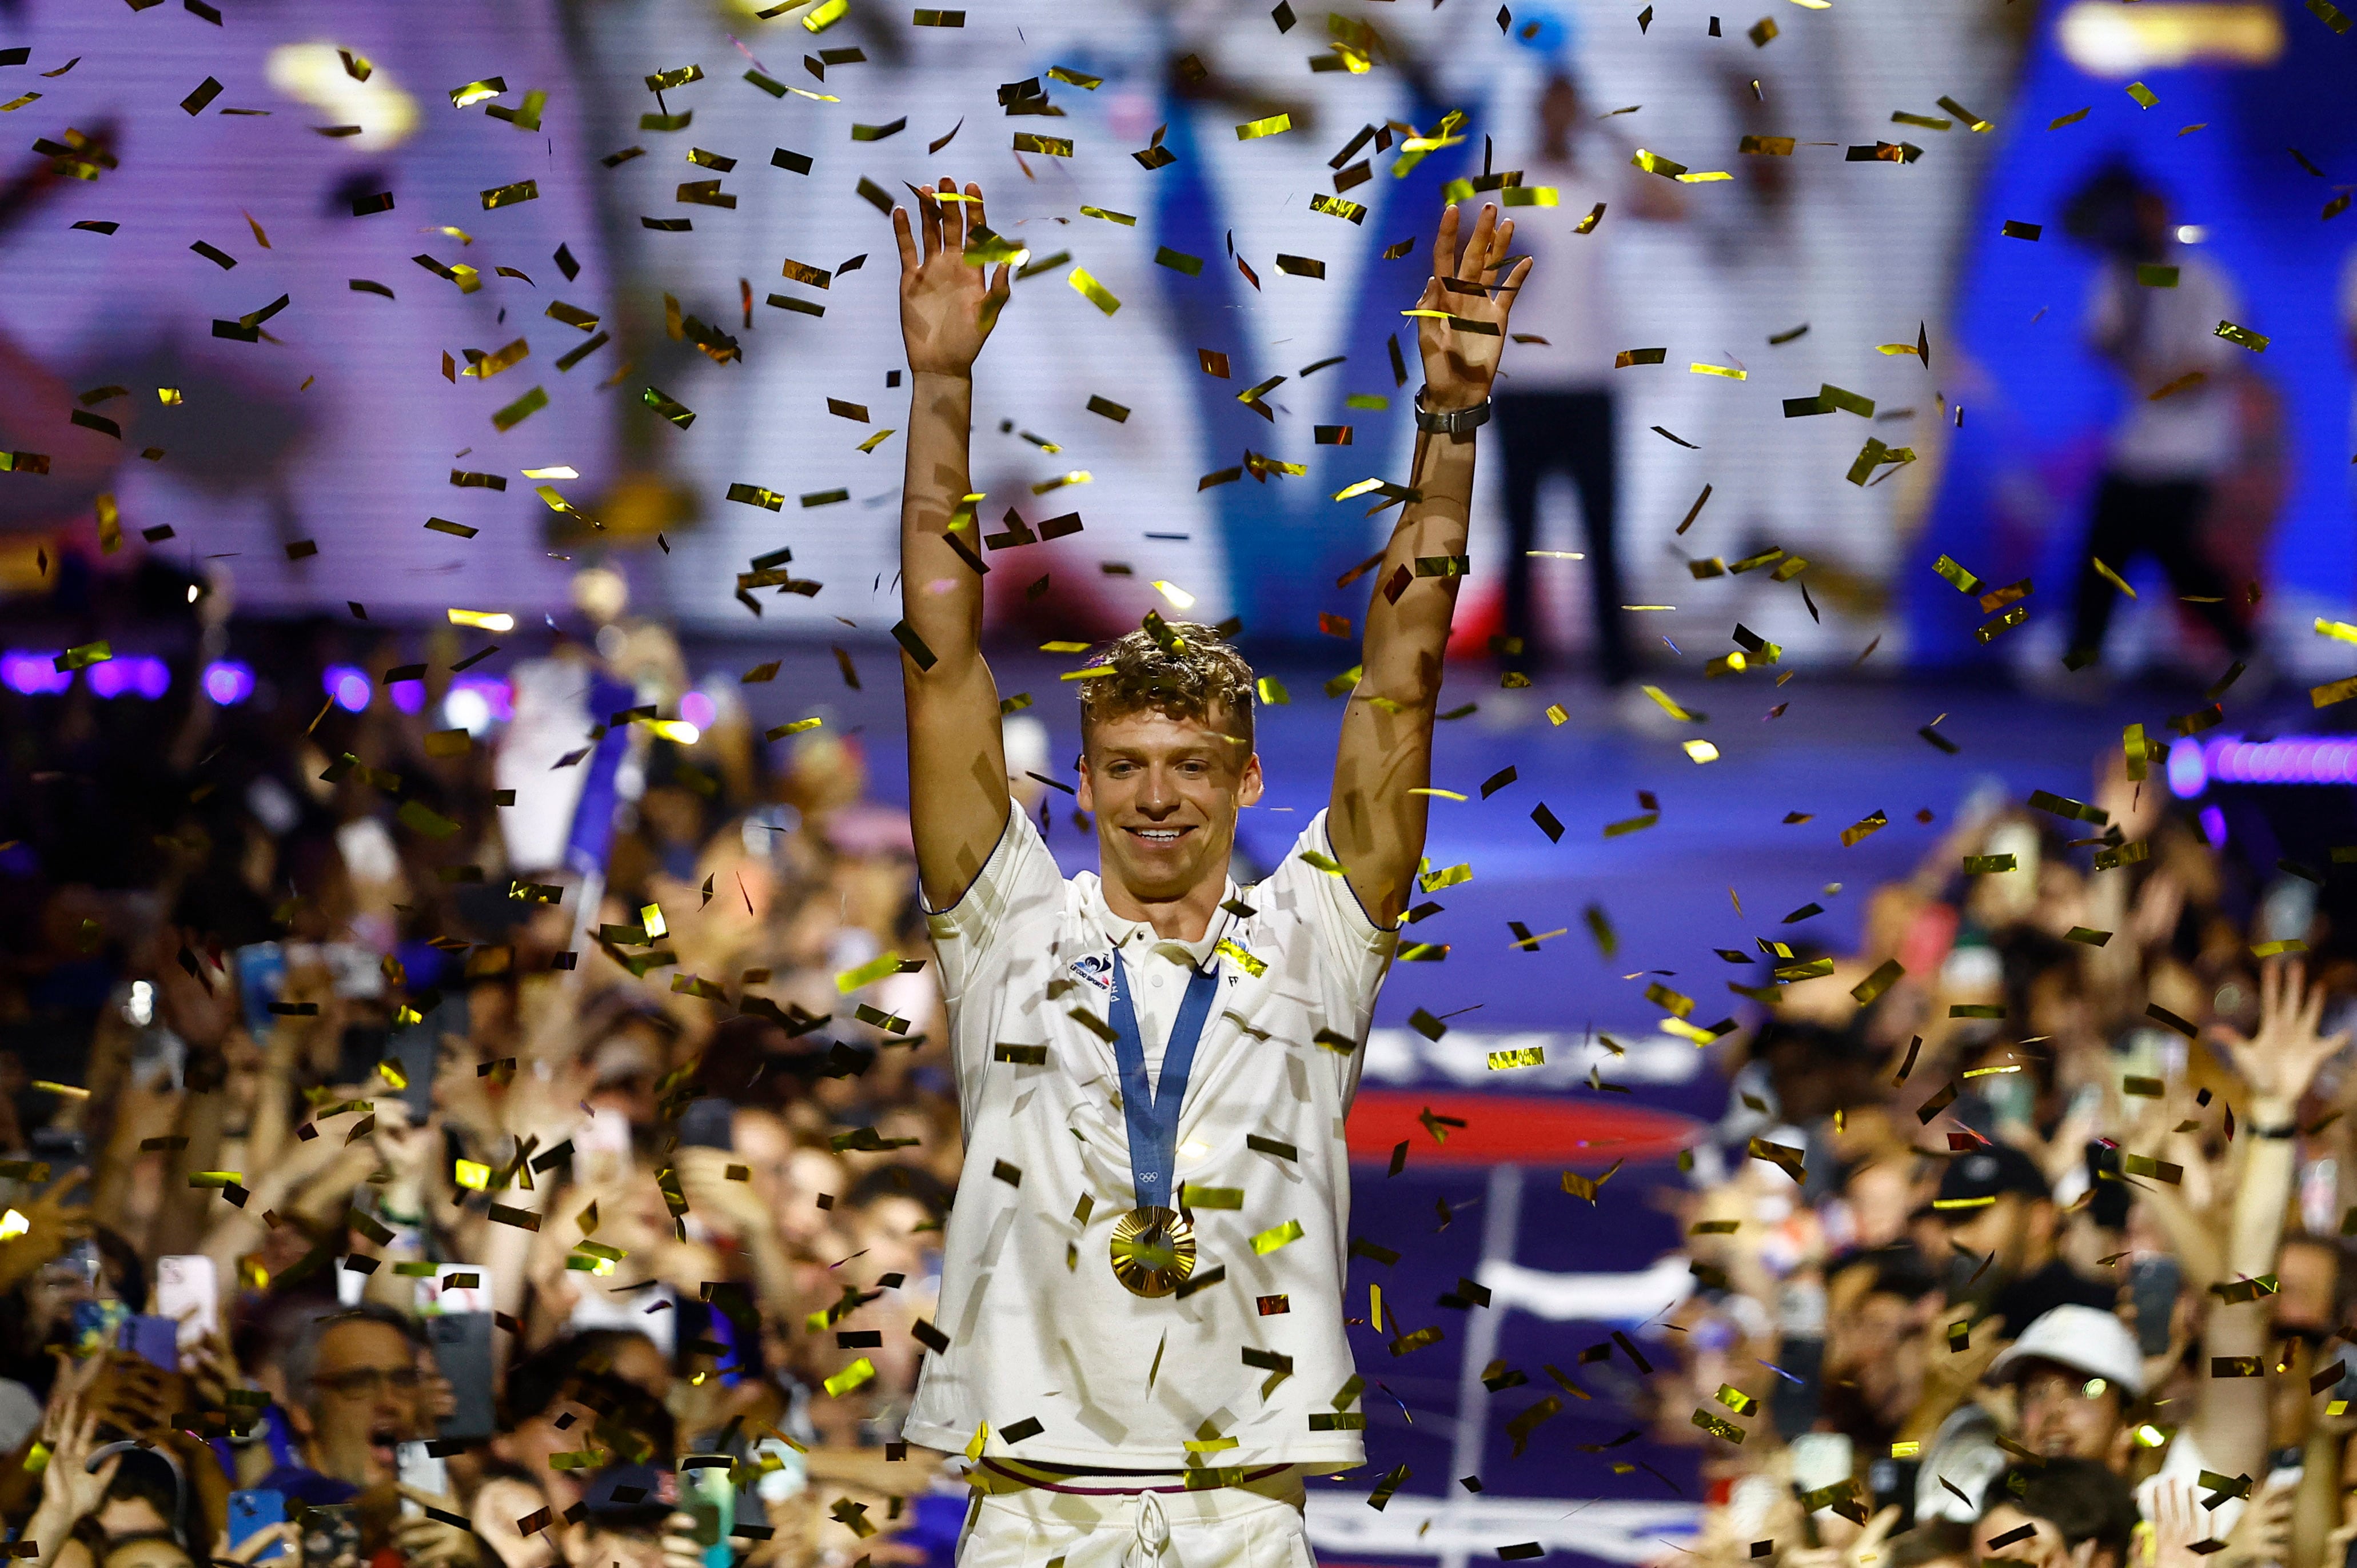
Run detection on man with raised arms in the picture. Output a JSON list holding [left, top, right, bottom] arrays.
[[888, 175, 1528, 1567]]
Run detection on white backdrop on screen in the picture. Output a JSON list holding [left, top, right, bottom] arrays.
[[581, 0, 2012, 663], [0, 0, 616, 616]]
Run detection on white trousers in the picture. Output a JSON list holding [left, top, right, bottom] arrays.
[[955, 1473, 1314, 1568]]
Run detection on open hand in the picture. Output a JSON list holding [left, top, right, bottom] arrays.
[[0, 1171, 91, 1295], [894, 178, 1012, 378], [2219, 1474, 2295, 1568], [2211, 959, 2348, 1122], [1414, 202, 1529, 412], [38, 1391, 120, 1526]]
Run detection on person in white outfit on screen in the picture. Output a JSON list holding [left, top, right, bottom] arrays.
[[883, 175, 1530, 1567]]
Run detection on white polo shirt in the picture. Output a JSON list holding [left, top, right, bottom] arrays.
[[903, 806, 1395, 1471]]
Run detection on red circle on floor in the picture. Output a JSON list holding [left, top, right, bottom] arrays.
[[1346, 1089, 1705, 1168]]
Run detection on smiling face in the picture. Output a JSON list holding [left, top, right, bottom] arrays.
[[2016, 1362, 2128, 1463], [1076, 703, 1262, 912]]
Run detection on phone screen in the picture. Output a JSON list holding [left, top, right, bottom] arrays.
[[155, 1256, 219, 1354], [229, 1490, 289, 1562], [122, 1314, 178, 1373], [683, 1464, 734, 1563], [234, 944, 289, 1040], [2130, 1254, 2183, 1358], [423, 1312, 497, 1442], [396, 1441, 448, 1515]]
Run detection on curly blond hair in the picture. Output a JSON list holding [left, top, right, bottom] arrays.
[[1074, 622, 1256, 752]]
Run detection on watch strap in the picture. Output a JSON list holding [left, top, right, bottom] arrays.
[[1414, 387, 1491, 436]]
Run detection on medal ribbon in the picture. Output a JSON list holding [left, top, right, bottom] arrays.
[[1107, 951, 1221, 1211]]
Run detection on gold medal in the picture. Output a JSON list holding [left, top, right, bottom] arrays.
[[1108, 1205, 1196, 1297]]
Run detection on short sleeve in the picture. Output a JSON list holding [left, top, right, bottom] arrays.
[[1265, 809, 1395, 979], [922, 805, 1064, 1003]]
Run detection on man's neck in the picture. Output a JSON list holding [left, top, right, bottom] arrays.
[[1100, 871, 1226, 942]]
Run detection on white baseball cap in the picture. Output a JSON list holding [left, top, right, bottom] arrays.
[[1986, 1304, 2146, 1398]]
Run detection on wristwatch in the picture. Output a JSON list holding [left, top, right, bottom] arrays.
[[1414, 386, 1491, 436]]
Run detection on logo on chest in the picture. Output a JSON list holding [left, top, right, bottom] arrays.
[[1068, 950, 1115, 991]]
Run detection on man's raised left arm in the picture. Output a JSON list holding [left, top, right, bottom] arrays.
[[1330, 201, 1528, 926]]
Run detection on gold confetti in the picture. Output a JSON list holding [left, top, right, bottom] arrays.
[[1251, 1219, 1306, 1254], [824, 1357, 876, 1396], [1068, 268, 1121, 314], [1235, 113, 1292, 140], [481, 179, 539, 209], [1640, 685, 1694, 721], [2090, 557, 2138, 599], [836, 952, 907, 993]]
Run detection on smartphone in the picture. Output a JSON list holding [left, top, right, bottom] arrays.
[[234, 943, 289, 1039], [679, 1099, 733, 1151], [122, 1314, 178, 1373], [70, 1298, 129, 1358], [295, 1501, 360, 1568], [1790, 1431, 1853, 1499], [683, 1462, 735, 1566], [318, 942, 386, 1000], [422, 1311, 496, 1442], [229, 1489, 289, 1563], [155, 1256, 218, 1356], [396, 1441, 448, 1518], [1866, 1454, 1917, 1535], [2129, 1254, 2183, 1358], [1789, 1430, 1854, 1546]]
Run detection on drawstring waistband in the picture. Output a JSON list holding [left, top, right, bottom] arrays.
[[1121, 1492, 1171, 1568], [973, 1460, 1293, 1496]]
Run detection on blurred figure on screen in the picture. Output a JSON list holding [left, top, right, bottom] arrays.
[[1493, 73, 1683, 701], [2062, 165, 2255, 673], [0, 135, 133, 534]]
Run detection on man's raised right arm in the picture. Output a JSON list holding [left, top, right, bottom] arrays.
[[895, 178, 1015, 909]]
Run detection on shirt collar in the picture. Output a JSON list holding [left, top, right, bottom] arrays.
[[1080, 874, 1237, 970]]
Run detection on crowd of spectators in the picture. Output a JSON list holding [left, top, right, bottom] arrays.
[[6, 580, 2357, 1568], [1656, 747, 2357, 1568], [0, 591, 968, 1568]]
